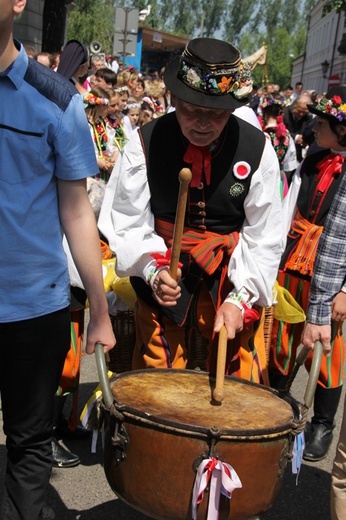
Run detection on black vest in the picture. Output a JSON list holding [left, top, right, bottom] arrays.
[[131, 112, 266, 325]]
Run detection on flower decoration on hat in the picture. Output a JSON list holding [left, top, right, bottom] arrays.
[[313, 95, 346, 123], [178, 58, 253, 100], [259, 97, 283, 110], [218, 76, 233, 93], [84, 93, 109, 106]]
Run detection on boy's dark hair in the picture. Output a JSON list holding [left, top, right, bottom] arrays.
[[141, 101, 154, 114], [95, 67, 117, 87]]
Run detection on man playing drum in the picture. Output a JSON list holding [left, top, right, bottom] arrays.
[[99, 38, 282, 383]]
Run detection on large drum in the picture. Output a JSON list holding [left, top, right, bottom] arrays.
[[101, 368, 304, 520]]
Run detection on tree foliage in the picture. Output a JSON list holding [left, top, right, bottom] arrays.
[[199, 0, 228, 38], [323, 0, 346, 15], [66, 0, 115, 53], [61, 0, 318, 87], [223, 0, 313, 88], [223, 0, 253, 46]]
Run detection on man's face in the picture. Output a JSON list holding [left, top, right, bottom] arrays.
[[173, 97, 232, 147], [92, 59, 105, 72], [293, 101, 308, 119]]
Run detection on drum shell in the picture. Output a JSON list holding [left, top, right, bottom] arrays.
[[103, 370, 299, 520]]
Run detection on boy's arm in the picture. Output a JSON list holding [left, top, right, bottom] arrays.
[[57, 178, 115, 354]]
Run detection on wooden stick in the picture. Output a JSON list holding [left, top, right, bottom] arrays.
[[213, 325, 228, 403], [169, 168, 192, 280]]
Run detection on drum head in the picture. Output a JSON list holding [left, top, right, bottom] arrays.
[[110, 369, 295, 436]]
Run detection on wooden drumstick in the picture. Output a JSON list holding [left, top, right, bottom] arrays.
[[169, 168, 192, 280], [213, 325, 228, 403]]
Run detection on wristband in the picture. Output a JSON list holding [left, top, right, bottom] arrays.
[[224, 292, 260, 326], [224, 292, 244, 313], [146, 265, 170, 288], [146, 266, 159, 288]]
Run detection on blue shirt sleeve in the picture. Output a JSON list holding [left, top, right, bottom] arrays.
[[54, 93, 98, 180]]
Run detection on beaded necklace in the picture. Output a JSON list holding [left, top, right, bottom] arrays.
[[89, 117, 108, 157], [106, 115, 128, 151]]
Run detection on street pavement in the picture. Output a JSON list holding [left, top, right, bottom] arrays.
[[0, 321, 344, 520]]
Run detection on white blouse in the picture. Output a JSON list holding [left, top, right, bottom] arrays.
[[99, 130, 284, 307]]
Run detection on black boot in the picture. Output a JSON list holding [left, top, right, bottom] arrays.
[[51, 437, 80, 468], [303, 385, 343, 462]]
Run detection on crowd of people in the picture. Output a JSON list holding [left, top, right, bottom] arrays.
[[1, 2, 346, 518], [24, 43, 174, 185]]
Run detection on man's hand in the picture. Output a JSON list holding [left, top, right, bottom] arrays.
[[332, 291, 346, 322], [152, 268, 181, 306], [85, 312, 116, 355], [301, 323, 331, 356], [214, 302, 243, 339]]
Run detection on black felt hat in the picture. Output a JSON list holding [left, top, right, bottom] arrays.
[[163, 38, 253, 110], [308, 86, 346, 125]]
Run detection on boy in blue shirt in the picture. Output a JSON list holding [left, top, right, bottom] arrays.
[[0, 2, 115, 518]]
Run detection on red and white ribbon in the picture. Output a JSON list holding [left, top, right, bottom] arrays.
[[192, 457, 242, 520]]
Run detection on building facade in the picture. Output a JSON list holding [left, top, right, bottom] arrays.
[[14, 0, 44, 53], [13, 2, 188, 73], [291, 0, 346, 94]]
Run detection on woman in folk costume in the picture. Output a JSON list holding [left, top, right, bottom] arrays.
[[260, 96, 298, 198], [99, 38, 283, 384], [85, 87, 117, 182], [269, 86, 346, 462], [105, 84, 129, 152]]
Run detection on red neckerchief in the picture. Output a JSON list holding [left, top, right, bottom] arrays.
[[183, 143, 212, 188], [309, 153, 344, 222]]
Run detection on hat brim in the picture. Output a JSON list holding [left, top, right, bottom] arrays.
[[164, 58, 247, 110], [308, 104, 346, 125]]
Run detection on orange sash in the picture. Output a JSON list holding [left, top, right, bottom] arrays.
[[155, 218, 239, 309], [285, 212, 323, 277], [155, 219, 239, 275]]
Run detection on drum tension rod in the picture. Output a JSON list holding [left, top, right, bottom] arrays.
[[111, 420, 129, 464], [192, 434, 222, 472]]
